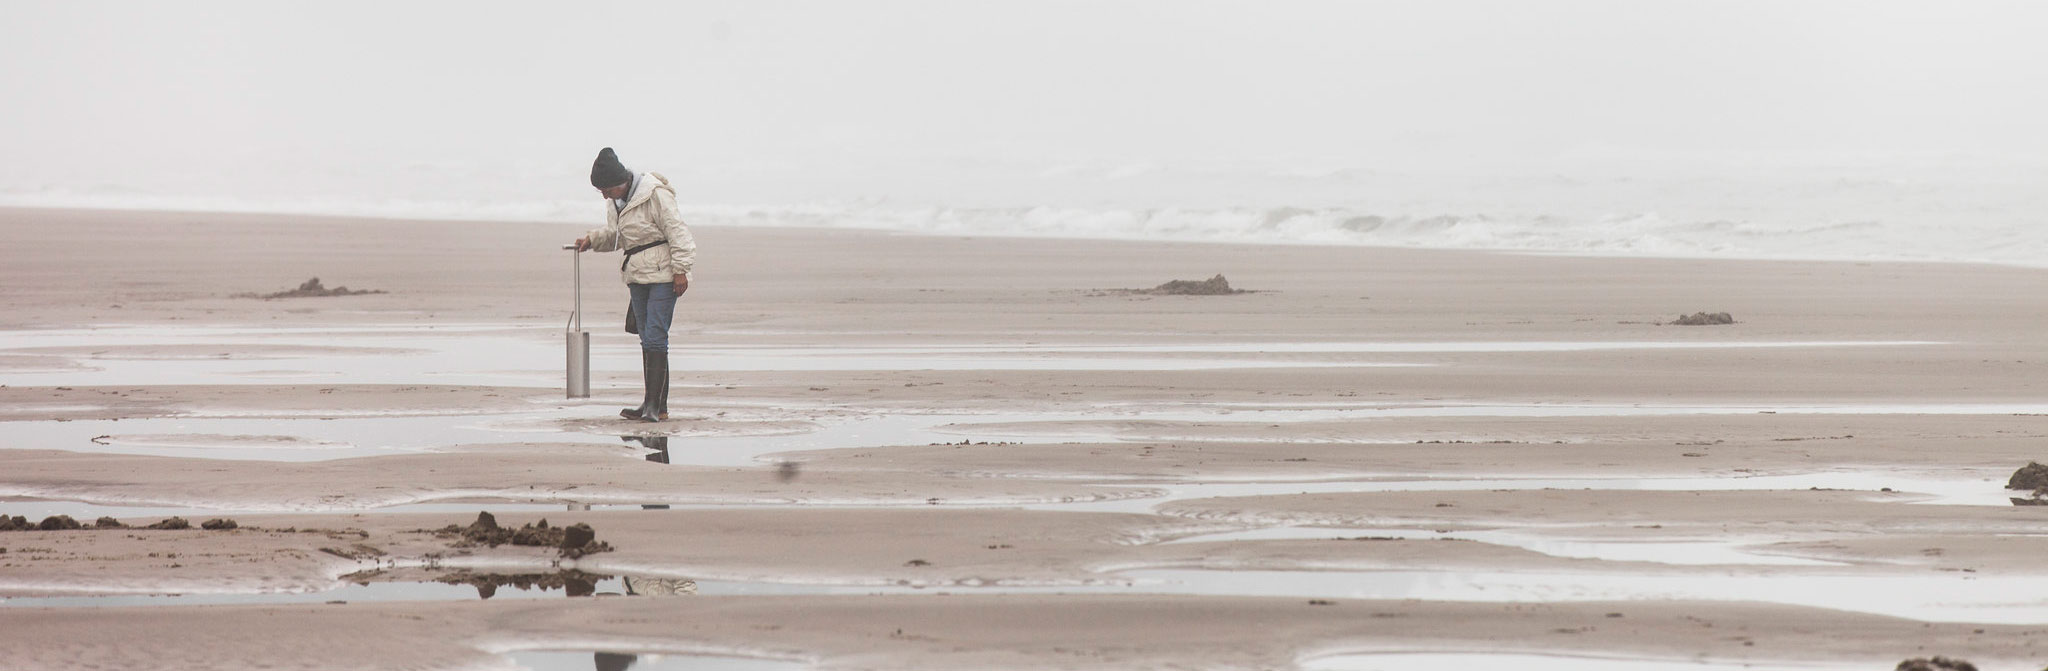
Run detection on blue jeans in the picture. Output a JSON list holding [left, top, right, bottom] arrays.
[[628, 282, 677, 352]]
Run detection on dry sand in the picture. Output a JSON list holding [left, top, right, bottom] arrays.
[[2, 206, 2047, 670]]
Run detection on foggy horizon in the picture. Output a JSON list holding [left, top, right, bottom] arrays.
[[8, 2, 2046, 204], [4, 1, 2045, 268]]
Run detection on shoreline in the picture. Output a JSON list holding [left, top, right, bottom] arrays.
[[2, 207, 2046, 669], [3, 204, 2041, 273]]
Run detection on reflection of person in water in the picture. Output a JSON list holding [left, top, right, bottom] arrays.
[[589, 574, 694, 669], [619, 436, 672, 507], [593, 651, 637, 671], [623, 575, 699, 596], [626, 435, 670, 464]]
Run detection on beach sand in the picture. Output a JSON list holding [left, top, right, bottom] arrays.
[[2, 206, 2046, 670]]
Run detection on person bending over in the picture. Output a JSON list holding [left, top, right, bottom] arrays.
[[573, 147, 695, 422]]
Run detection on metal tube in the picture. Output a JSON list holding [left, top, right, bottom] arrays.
[[566, 331, 590, 398], [563, 245, 590, 398]]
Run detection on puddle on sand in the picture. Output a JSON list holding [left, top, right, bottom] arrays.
[[0, 571, 921, 608], [0, 324, 1947, 388], [507, 651, 805, 671], [13, 395, 2044, 469], [940, 402, 2048, 436], [0, 325, 563, 387], [0, 500, 575, 521], [1155, 526, 1842, 567], [1302, 652, 1854, 671], [0, 406, 1038, 466], [5, 325, 1471, 388], [10, 564, 2043, 624], [2, 404, 2019, 518], [1015, 469, 2017, 517], [1123, 569, 2048, 624], [1, 444, 2011, 516], [1449, 530, 1842, 566], [0, 579, 611, 609], [0, 412, 616, 461], [851, 340, 1945, 354]]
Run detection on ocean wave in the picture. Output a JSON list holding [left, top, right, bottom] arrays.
[[679, 205, 2047, 267], [2, 190, 2041, 268]]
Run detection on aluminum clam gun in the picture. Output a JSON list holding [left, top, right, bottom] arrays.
[[562, 244, 590, 398]]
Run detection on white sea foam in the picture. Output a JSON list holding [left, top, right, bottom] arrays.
[[676, 204, 2048, 268], [5, 183, 2043, 267]]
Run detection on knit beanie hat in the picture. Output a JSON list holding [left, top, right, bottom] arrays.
[[590, 147, 632, 188]]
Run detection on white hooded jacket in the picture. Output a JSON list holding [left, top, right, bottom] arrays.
[[584, 171, 696, 285]]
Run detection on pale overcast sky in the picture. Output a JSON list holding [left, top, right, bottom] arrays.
[[4, 1, 2044, 206]]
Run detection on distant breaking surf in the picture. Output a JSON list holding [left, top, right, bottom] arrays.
[[3, 191, 2042, 268], [680, 204, 2047, 268]]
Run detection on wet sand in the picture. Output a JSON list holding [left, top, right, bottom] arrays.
[[3, 206, 2047, 670]]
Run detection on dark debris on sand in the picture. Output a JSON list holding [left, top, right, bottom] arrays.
[[0, 515, 241, 531], [37, 515, 82, 531], [1897, 657, 1978, 671], [1092, 274, 1254, 297], [2008, 462, 2048, 490], [1668, 311, 1735, 325], [236, 277, 386, 300], [1146, 274, 1247, 296], [436, 511, 614, 559], [2007, 461, 2048, 505], [0, 515, 85, 531], [0, 515, 243, 531]]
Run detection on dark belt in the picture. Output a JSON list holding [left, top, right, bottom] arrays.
[[622, 240, 665, 271]]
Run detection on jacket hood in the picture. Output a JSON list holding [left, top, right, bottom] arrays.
[[623, 172, 674, 210]]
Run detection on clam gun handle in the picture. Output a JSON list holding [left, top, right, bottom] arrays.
[[561, 244, 579, 250]]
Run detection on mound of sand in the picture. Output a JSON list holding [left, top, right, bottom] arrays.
[[2007, 461, 2048, 505], [437, 511, 612, 559], [1146, 274, 1245, 296], [236, 277, 385, 300], [2007, 462, 2048, 490], [1896, 656, 1978, 671], [1669, 311, 1735, 325]]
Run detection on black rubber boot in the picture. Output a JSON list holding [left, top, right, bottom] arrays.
[[621, 349, 657, 420], [642, 350, 669, 422]]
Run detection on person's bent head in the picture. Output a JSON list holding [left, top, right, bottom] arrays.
[[591, 147, 632, 199]]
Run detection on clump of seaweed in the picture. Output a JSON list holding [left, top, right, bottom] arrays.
[[236, 277, 385, 299], [1668, 311, 1735, 326], [435, 511, 613, 558], [1148, 274, 1246, 296], [2007, 461, 2048, 506]]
